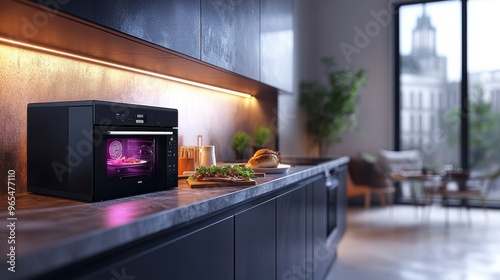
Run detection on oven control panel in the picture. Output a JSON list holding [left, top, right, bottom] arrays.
[[166, 131, 178, 181], [94, 101, 178, 127]]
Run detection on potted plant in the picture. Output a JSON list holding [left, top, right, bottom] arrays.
[[252, 125, 272, 153], [231, 131, 250, 160], [299, 57, 367, 155]]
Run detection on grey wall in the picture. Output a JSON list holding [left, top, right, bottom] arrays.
[[279, 0, 395, 157]]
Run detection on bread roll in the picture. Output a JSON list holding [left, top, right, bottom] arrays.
[[253, 148, 278, 157], [246, 149, 280, 168]]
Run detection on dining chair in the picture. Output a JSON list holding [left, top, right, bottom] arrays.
[[441, 167, 500, 223], [420, 179, 448, 219]]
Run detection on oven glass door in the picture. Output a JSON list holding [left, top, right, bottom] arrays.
[[106, 137, 157, 180], [94, 126, 173, 201], [326, 185, 338, 236], [325, 170, 339, 238]]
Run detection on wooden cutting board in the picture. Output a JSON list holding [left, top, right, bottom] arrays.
[[186, 178, 257, 188]]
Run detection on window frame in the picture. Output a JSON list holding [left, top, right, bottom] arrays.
[[393, 0, 469, 169]]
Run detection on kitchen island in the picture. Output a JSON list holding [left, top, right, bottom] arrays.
[[0, 157, 348, 280]]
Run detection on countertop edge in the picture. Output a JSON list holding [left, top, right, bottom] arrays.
[[9, 157, 349, 279]]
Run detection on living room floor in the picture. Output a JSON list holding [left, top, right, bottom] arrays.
[[326, 205, 500, 280]]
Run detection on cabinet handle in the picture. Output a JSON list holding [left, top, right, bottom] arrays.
[[324, 170, 339, 189]]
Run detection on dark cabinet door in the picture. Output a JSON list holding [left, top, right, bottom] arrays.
[[54, 0, 201, 59], [152, 217, 234, 280], [72, 217, 234, 280], [201, 0, 260, 80], [276, 186, 308, 279], [235, 199, 276, 280], [260, 0, 294, 92]]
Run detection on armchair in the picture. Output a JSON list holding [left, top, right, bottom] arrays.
[[347, 153, 395, 208], [378, 149, 444, 207], [378, 149, 423, 174]]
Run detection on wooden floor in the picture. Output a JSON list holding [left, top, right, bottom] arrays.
[[326, 205, 500, 280]]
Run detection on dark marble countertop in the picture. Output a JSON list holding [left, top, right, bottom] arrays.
[[0, 157, 348, 279]]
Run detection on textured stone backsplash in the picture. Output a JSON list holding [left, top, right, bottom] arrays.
[[0, 44, 277, 193]]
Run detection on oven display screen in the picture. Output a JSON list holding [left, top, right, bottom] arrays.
[[106, 138, 157, 180]]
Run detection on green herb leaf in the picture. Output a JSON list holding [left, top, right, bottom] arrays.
[[190, 164, 256, 180]]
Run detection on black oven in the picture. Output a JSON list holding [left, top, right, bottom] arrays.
[[325, 169, 339, 238], [325, 165, 347, 243], [27, 100, 178, 202]]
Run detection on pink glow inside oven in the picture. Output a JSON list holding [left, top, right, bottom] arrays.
[[106, 138, 157, 180]]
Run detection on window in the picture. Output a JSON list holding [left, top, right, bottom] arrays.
[[395, 0, 500, 203]]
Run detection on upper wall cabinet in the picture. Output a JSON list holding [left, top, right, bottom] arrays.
[[52, 0, 201, 59], [6, 0, 287, 96], [261, 0, 294, 93], [201, 0, 260, 80]]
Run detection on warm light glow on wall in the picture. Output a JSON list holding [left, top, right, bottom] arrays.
[[0, 37, 252, 99]]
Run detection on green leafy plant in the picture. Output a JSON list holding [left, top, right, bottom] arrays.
[[253, 125, 272, 148], [231, 131, 250, 159], [299, 57, 367, 154], [445, 84, 500, 169]]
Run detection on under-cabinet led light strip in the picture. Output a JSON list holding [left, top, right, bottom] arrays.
[[0, 37, 253, 99]]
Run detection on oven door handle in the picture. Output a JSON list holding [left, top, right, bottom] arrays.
[[105, 131, 174, 135]]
